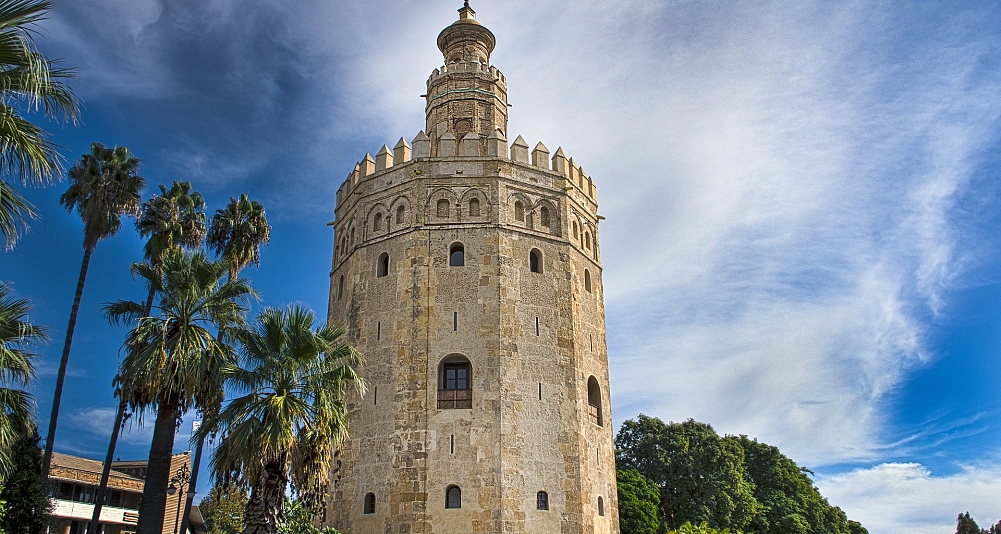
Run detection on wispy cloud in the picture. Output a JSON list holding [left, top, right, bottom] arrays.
[[816, 461, 1001, 534]]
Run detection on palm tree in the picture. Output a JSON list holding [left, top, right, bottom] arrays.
[[0, 0, 80, 248], [207, 194, 271, 280], [179, 193, 271, 533], [196, 304, 364, 534], [88, 181, 207, 533], [41, 142, 144, 476], [105, 250, 254, 534], [0, 282, 46, 479]]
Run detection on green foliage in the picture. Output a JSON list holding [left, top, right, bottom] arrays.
[[954, 512, 1001, 534], [616, 416, 758, 531], [0, 282, 45, 478], [617, 468, 660, 534], [137, 181, 208, 267], [275, 499, 341, 534], [667, 521, 740, 534], [200, 485, 248, 534], [615, 415, 867, 534], [207, 194, 271, 280], [0, 430, 52, 533], [0, 0, 81, 248], [60, 142, 145, 248]]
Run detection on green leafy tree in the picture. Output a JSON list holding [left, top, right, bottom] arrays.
[[105, 250, 253, 534], [207, 194, 271, 281], [0, 429, 51, 533], [667, 522, 740, 534], [617, 468, 660, 534], [43, 142, 144, 476], [0, 0, 80, 248], [957, 513, 981, 534], [733, 436, 862, 534], [275, 499, 341, 534], [0, 282, 45, 477], [200, 485, 249, 534], [198, 304, 363, 534], [847, 520, 867, 534], [89, 180, 207, 532], [616, 416, 758, 531]]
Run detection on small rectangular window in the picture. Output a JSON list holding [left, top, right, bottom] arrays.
[[444, 365, 469, 390], [453, 312, 458, 332], [538, 383, 542, 400], [590, 334, 593, 351], [374, 386, 378, 406], [536, 317, 539, 336], [377, 321, 381, 340], [450, 434, 455, 454]]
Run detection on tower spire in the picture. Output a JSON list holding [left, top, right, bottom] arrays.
[[458, 0, 475, 20]]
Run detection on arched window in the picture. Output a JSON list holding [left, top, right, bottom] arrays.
[[337, 275, 344, 300], [437, 198, 450, 218], [584, 232, 591, 250], [572, 220, 578, 240], [450, 243, 465, 267], [364, 493, 375, 514], [350, 227, 356, 246], [445, 486, 461, 509], [468, 198, 480, 217], [540, 206, 550, 228], [377, 253, 389, 278], [530, 249, 542, 273], [373, 212, 383, 232], [396, 205, 405, 224], [587, 376, 602, 426], [598, 496, 604, 516], [514, 201, 524, 222], [438, 354, 472, 409], [537, 491, 549, 511], [584, 269, 592, 293]]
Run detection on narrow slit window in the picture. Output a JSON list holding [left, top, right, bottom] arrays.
[[536, 317, 539, 336], [453, 312, 458, 332], [514, 200, 524, 221], [374, 386, 378, 406], [450, 434, 455, 454], [572, 220, 579, 239], [377, 321, 381, 340], [450, 243, 464, 266], [590, 334, 593, 351], [587, 376, 603, 427], [337, 275, 344, 300], [584, 232, 591, 250], [584, 269, 592, 293], [538, 383, 542, 400], [377, 252, 390, 277], [598, 496, 604, 516]]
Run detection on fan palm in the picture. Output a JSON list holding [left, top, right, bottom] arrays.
[[197, 304, 364, 534], [0, 282, 46, 479], [207, 194, 271, 280], [0, 0, 80, 248], [88, 180, 207, 533], [105, 250, 254, 534], [41, 142, 144, 476]]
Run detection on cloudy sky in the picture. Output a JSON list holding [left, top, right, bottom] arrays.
[[2, 1, 1000, 532]]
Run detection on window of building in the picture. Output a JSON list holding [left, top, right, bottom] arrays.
[[584, 232, 591, 250], [469, 198, 480, 217], [514, 200, 524, 221], [540, 206, 550, 228], [373, 212, 383, 232], [537, 491, 549, 511], [396, 205, 406, 224], [584, 269, 592, 293], [109, 490, 123, 507], [364, 493, 375, 514], [337, 275, 344, 300], [598, 496, 604, 516], [437, 198, 450, 218], [450, 243, 465, 266], [572, 220, 578, 240], [587, 376, 602, 426], [350, 227, 355, 246], [530, 249, 542, 273], [446, 486, 462, 509], [438, 355, 472, 409], [377, 253, 389, 278]]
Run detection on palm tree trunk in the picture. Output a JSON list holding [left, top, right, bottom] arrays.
[[42, 240, 95, 477], [243, 464, 287, 534], [137, 394, 181, 534], [89, 285, 154, 534], [87, 397, 127, 534]]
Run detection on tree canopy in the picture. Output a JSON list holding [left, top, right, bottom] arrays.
[[615, 415, 868, 534], [617, 468, 661, 534]]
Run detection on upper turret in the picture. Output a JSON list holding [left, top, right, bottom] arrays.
[[437, 1, 496, 65], [425, 2, 508, 156]]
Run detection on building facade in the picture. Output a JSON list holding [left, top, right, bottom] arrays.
[[324, 4, 618, 533]]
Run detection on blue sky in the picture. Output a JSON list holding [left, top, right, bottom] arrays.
[[1, 1, 1000, 532]]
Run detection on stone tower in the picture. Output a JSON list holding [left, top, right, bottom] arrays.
[[324, 4, 618, 533]]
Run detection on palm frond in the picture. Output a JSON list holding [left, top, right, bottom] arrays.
[[0, 177, 36, 248]]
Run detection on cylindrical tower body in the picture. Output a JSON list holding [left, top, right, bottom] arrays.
[[324, 5, 617, 534]]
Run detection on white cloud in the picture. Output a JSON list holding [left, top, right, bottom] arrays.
[[816, 462, 1001, 534]]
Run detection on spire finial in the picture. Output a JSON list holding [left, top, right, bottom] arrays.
[[458, 0, 475, 20], [464, 0, 469, 7]]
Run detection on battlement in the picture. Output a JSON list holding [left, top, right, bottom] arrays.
[[427, 61, 506, 87], [335, 131, 597, 208]]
